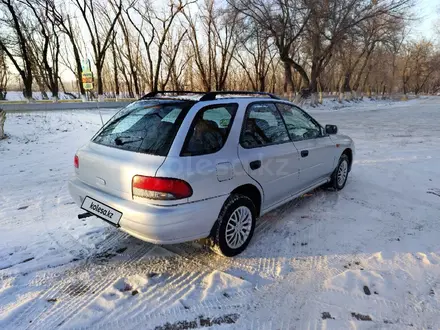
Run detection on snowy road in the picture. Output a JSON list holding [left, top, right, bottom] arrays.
[[1, 98, 440, 329]]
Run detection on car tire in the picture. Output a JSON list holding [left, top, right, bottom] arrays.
[[211, 194, 256, 257], [328, 154, 350, 190]]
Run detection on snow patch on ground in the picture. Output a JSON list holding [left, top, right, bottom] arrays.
[[1, 97, 440, 329], [1, 91, 136, 101], [2, 91, 76, 101]]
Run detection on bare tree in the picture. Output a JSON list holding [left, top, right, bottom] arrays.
[[126, 0, 191, 93], [0, 0, 34, 100], [0, 49, 7, 100], [234, 26, 277, 91], [56, 6, 87, 100], [22, 0, 61, 100], [405, 40, 436, 96], [73, 0, 122, 100], [110, 31, 120, 98], [303, 0, 411, 104], [0, 109, 5, 139], [162, 29, 189, 90], [117, 10, 141, 97], [228, 0, 310, 96], [184, 0, 240, 91]]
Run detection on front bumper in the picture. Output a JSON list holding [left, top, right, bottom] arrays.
[[68, 177, 228, 244]]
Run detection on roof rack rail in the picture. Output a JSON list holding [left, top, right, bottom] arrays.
[[140, 90, 280, 101], [199, 91, 280, 101], [140, 91, 206, 100]]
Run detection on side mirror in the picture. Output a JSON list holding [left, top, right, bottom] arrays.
[[325, 124, 338, 135]]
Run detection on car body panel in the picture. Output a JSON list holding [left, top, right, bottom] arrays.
[[68, 96, 355, 245], [293, 136, 337, 189], [329, 134, 356, 169], [238, 142, 300, 209], [75, 142, 166, 199], [69, 177, 227, 243]]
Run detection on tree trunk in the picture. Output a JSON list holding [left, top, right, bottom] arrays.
[[96, 66, 104, 101], [283, 61, 294, 98], [0, 109, 5, 139], [111, 42, 120, 100], [309, 65, 319, 106], [352, 90, 361, 100], [23, 77, 33, 101], [52, 81, 59, 101], [72, 44, 86, 100], [132, 70, 139, 98], [287, 58, 309, 89], [342, 71, 352, 101], [310, 92, 319, 106], [381, 85, 387, 99], [317, 79, 323, 104], [402, 79, 408, 100], [338, 92, 344, 103]]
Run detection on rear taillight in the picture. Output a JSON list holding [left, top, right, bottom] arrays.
[[74, 155, 79, 169], [132, 175, 193, 200]]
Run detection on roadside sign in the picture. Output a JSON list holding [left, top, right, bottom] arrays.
[[81, 60, 94, 90], [81, 59, 91, 72], [83, 82, 93, 90]]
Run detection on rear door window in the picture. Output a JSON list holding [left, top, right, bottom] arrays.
[[181, 104, 238, 156], [240, 102, 290, 148], [92, 100, 193, 156]]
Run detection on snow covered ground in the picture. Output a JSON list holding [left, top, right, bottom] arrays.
[[1, 91, 135, 101], [1, 97, 440, 329]]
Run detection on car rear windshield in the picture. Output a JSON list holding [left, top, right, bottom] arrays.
[[92, 100, 194, 156]]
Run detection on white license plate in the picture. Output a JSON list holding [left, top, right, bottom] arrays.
[[81, 196, 122, 225]]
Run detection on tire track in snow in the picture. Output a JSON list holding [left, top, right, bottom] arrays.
[[120, 272, 207, 325], [163, 243, 274, 282], [41, 181, 92, 261], [90, 283, 259, 330], [24, 244, 156, 330], [95, 270, 207, 326], [244, 194, 315, 280]]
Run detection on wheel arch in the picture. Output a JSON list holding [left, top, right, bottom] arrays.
[[342, 148, 353, 172], [231, 184, 262, 217], [209, 183, 262, 237]]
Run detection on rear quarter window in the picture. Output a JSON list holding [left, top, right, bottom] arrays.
[[92, 100, 193, 156]]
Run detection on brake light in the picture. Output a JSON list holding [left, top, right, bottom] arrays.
[[132, 176, 193, 200], [74, 155, 79, 169]]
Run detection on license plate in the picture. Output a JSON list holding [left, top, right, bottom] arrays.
[[81, 196, 122, 225]]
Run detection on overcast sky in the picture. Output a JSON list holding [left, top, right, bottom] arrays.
[[413, 0, 439, 39]]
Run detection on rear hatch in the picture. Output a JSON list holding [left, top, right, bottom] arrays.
[[75, 99, 193, 199]]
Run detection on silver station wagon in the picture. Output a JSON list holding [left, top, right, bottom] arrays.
[[69, 91, 355, 256]]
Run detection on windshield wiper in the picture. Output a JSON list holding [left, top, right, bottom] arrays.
[[114, 136, 143, 146]]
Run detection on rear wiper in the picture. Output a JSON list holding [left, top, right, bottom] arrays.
[[114, 136, 143, 146]]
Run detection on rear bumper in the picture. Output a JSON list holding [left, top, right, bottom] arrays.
[[68, 177, 228, 244]]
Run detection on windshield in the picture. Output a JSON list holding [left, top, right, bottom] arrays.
[[92, 100, 194, 156]]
